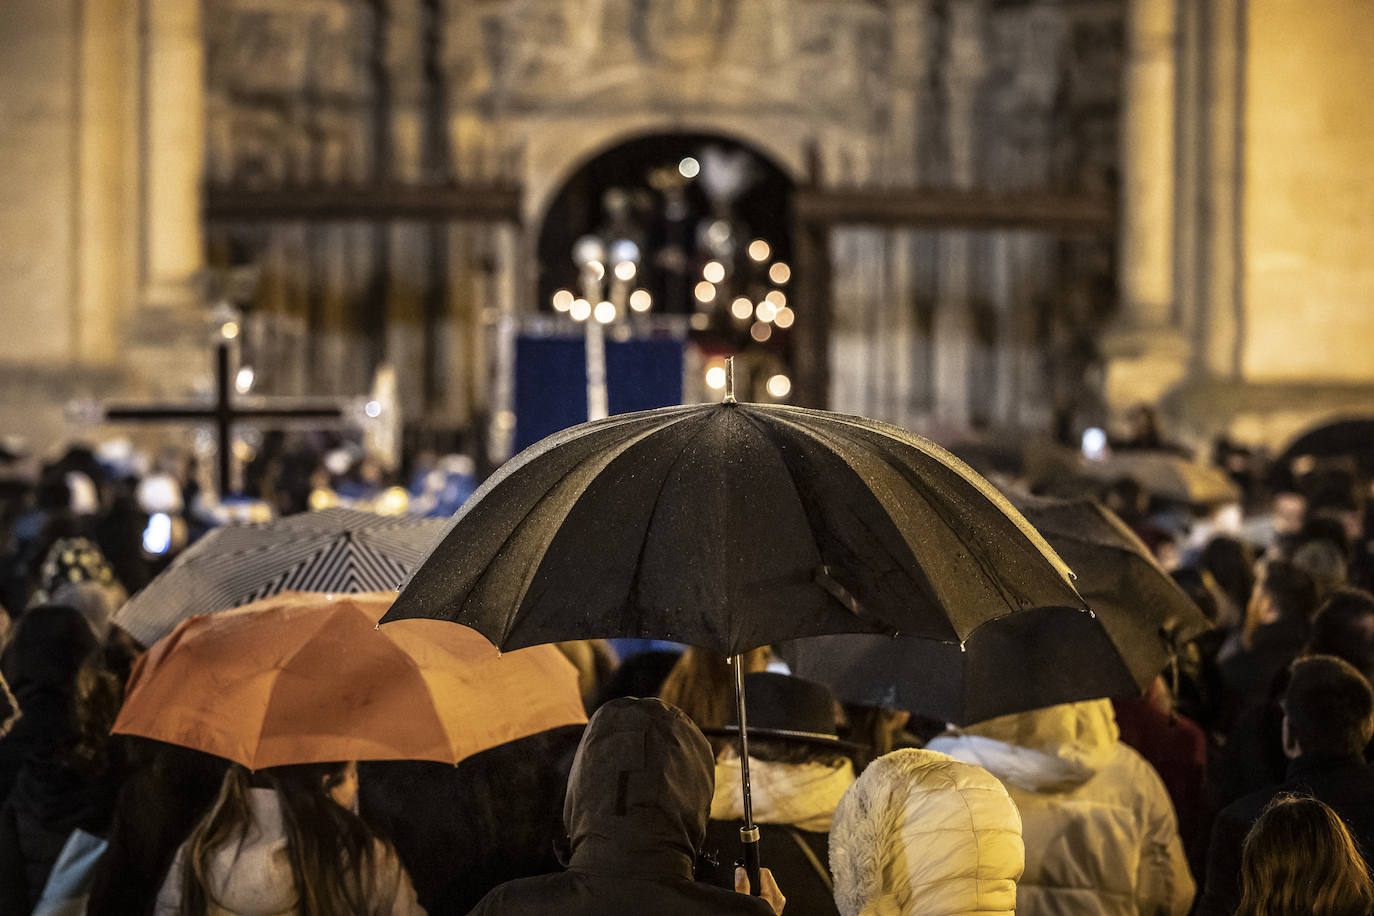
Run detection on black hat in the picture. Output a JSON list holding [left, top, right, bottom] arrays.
[[703, 671, 863, 750]]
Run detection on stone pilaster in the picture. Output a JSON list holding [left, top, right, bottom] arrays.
[[1103, 0, 1188, 411]]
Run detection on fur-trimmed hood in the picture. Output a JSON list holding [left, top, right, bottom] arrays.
[[829, 748, 1023, 916]]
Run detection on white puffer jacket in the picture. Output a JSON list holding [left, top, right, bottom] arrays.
[[927, 699, 1195, 916], [828, 748, 1024, 916]]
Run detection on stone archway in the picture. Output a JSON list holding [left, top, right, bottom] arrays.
[[531, 130, 796, 320]]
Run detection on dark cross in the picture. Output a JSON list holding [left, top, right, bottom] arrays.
[[103, 337, 348, 497]]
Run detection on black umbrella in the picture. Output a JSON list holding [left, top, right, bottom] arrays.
[[382, 362, 1084, 891], [786, 494, 1212, 724], [1011, 495, 1212, 683], [1279, 417, 1374, 476]]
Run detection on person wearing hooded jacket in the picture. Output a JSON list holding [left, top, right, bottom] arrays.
[[926, 698, 1194, 916], [466, 697, 783, 916], [828, 747, 1023, 916]]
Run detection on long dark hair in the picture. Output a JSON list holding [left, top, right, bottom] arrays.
[[1237, 794, 1374, 916], [180, 762, 381, 916]]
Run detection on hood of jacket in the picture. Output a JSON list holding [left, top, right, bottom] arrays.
[[711, 751, 855, 832], [829, 748, 1023, 916], [926, 699, 1120, 794], [564, 697, 714, 880]]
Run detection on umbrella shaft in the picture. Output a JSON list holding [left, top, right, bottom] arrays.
[[732, 654, 754, 826]]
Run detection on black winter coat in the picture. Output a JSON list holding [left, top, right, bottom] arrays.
[[466, 699, 771, 916], [1197, 753, 1374, 916]]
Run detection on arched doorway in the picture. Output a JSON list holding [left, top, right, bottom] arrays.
[[533, 132, 798, 401]]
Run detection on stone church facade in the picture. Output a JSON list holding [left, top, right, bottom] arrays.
[[1, 0, 1371, 460]]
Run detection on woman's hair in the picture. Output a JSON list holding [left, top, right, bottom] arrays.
[[1237, 794, 1374, 916], [180, 762, 380, 916], [658, 646, 770, 730]]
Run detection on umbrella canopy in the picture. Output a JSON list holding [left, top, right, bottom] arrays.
[[1079, 451, 1241, 506], [1278, 417, 1374, 476], [113, 508, 446, 647], [786, 496, 1213, 724], [382, 401, 1084, 656], [112, 592, 587, 769], [1012, 495, 1212, 680], [783, 607, 1140, 725]]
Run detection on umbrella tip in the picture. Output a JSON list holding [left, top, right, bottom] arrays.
[[723, 356, 737, 405]]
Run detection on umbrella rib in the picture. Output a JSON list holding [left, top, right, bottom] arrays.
[[734, 408, 913, 631]]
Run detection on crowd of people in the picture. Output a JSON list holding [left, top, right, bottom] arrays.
[[0, 416, 1373, 915]]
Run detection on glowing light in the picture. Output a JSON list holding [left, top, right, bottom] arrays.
[[364, 400, 382, 418], [143, 512, 172, 555], [769, 262, 791, 284], [609, 239, 641, 265], [552, 289, 574, 311], [706, 220, 731, 246], [220, 321, 240, 340], [572, 236, 605, 267], [1082, 427, 1108, 461], [588, 261, 606, 281], [748, 239, 771, 262], [767, 374, 792, 398], [570, 298, 592, 321], [694, 281, 717, 303], [375, 486, 409, 516], [774, 306, 795, 329], [731, 297, 754, 320], [751, 322, 773, 342], [613, 261, 637, 281], [689, 313, 711, 330], [629, 289, 652, 312], [594, 301, 617, 323], [705, 366, 727, 389], [755, 301, 778, 323], [765, 289, 786, 307], [678, 156, 701, 179], [235, 366, 255, 394], [309, 488, 340, 511], [703, 261, 725, 284]]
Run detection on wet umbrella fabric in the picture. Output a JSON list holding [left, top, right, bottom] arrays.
[[380, 398, 1084, 894], [111, 592, 587, 770], [784, 606, 1140, 725], [381, 401, 1084, 656], [113, 508, 446, 647], [786, 496, 1213, 723], [1278, 417, 1374, 476], [1012, 495, 1212, 683], [1080, 452, 1241, 506]]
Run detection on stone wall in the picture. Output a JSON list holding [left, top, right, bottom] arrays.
[[1242, 0, 1374, 384]]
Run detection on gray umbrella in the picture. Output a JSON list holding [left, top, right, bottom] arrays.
[[114, 508, 447, 647]]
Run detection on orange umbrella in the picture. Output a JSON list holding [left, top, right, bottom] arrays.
[[112, 591, 586, 769]]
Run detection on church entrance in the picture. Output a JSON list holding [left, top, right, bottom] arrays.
[[532, 133, 798, 409]]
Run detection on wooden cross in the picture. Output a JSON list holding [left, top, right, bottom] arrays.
[[103, 332, 349, 497]]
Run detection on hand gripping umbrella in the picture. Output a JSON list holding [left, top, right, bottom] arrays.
[[381, 360, 1085, 892]]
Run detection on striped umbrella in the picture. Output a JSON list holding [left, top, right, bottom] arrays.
[[113, 508, 447, 647]]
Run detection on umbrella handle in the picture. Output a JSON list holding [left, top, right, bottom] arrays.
[[740, 824, 761, 896], [733, 654, 762, 895]]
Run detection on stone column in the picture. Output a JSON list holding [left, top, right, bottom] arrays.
[[1103, 0, 1188, 410], [932, 0, 986, 431], [123, 0, 210, 400], [140, 0, 204, 311]]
